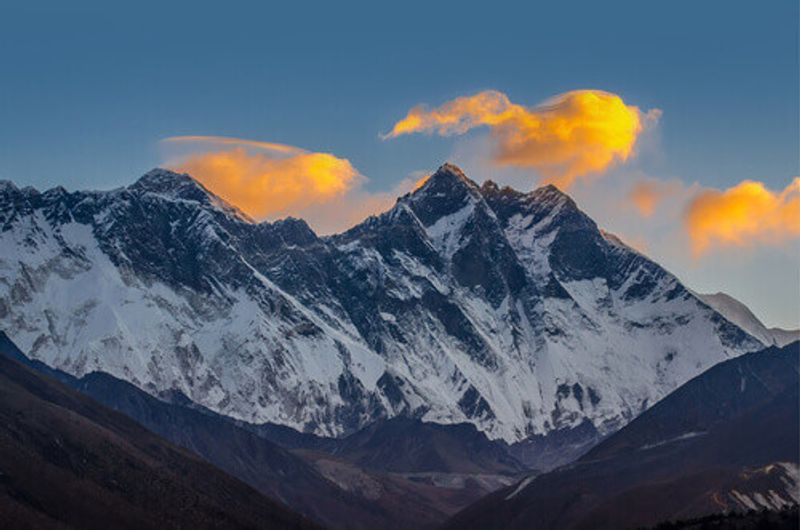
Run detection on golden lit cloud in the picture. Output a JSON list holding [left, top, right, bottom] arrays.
[[161, 136, 427, 234], [162, 136, 360, 220], [296, 177, 418, 235], [384, 90, 659, 189], [413, 173, 430, 190], [685, 178, 800, 256]]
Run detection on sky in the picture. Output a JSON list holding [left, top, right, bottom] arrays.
[[0, 0, 797, 328]]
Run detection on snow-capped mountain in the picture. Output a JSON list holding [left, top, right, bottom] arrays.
[[696, 292, 799, 347], [0, 164, 764, 442]]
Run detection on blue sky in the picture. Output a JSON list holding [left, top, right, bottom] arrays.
[[0, 0, 797, 328]]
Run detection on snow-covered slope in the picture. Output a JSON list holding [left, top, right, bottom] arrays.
[[442, 341, 800, 530], [0, 164, 764, 442], [696, 292, 799, 347]]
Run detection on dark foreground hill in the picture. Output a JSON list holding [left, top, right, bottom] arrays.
[[443, 342, 800, 530], [0, 351, 318, 530], [645, 506, 798, 529], [254, 415, 526, 475]]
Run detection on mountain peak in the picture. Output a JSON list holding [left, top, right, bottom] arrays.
[[436, 162, 470, 179], [422, 163, 478, 190], [479, 178, 580, 230], [477, 179, 572, 210], [406, 163, 486, 227], [0, 179, 39, 199], [697, 291, 800, 347], [539, 183, 562, 193], [129, 168, 253, 222], [269, 217, 320, 246], [0, 180, 18, 192], [130, 168, 199, 194], [529, 183, 570, 204]]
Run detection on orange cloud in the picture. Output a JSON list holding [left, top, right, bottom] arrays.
[[384, 90, 659, 189], [161, 136, 427, 234], [685, 178, 800, 256], [162, 136, 360, 220], [413, 173, 430, 190]]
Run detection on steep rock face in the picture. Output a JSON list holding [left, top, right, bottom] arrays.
[[442, 341, 800, 530], [0, 164, 763, 442]]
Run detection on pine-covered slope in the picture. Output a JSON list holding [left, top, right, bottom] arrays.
[[0, 164, 764, 442]]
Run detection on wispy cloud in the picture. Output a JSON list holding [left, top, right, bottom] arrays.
[[161, 135, 421, 234], [383, 89, 660, 189], [163, 136, 360, 221]]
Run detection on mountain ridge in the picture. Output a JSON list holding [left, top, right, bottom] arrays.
[[0, 163, 764, 444], [696, 291, 798, 347], [442, 341, 800, 530]]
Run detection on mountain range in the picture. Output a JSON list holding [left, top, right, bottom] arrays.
[[0, 163, 771, 452], [3, 325, 796, 529], [1, 163, 797, 528]]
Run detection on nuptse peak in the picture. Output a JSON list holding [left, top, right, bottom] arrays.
[[0, 163, 762, 442]]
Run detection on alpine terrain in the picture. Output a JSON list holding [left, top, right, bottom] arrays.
[[443, 341, 800, 530], [0, 163, 771, 451]]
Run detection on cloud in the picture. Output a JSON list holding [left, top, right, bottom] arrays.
[[411, 172, 431, 190], [294, 175, 421, 235], [166, 135, 306, 155], [162, 136, 421, 234], [685, 178, 800, 256], [569, 170, 799, 329], [628, 179, 684, 217], [162, 136, 361, 220], [383, 90, 659, 189]]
